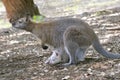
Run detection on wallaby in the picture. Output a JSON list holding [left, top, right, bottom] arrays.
[[12, 16, 120, 66]]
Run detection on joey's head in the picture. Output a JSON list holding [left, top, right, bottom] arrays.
[[45, 50, 62, 65], [11, 16, 31, 30]]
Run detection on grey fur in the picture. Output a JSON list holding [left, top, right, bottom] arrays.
[[12, 17, 120, 66]]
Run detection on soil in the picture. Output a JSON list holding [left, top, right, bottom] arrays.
[[0, 7, 120, 80]]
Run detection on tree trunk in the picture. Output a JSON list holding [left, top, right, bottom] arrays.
[[2, 0, 43, 23]]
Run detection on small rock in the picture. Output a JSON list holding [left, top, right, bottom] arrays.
[[62, 75, 70, 80], [9, 40, 19, 45], [33, 72, 38, 75], [40, 73, 44, 76], [110, 72, 115, 76], [52, 70, 57, 75], [87, 68, 93, 75], [100, 72, 105, 76], [44, 69, 49, 73], [63, 68, 68, 71]]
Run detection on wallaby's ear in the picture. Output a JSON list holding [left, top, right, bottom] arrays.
[[25, 13, 33, 22], [9, 18, 13, 23], [25, 15, 31, 22]]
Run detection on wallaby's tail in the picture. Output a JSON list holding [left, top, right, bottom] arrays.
[[92, 40, 120, 59]]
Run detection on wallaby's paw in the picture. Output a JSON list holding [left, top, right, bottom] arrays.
[[62, 61, 79, 67], [45, 58, 50, 64], [62, 62, 76, 67], [62, 63, 71, 67]]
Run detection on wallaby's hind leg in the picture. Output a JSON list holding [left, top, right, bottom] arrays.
[[63, 41, 79, 66], [63, 26, 92, 66], [75, 48, 87, 62]]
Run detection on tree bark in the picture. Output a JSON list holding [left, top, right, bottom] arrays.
[[2, 0, 43, 23]]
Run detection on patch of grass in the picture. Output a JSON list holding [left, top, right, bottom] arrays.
[[0, 19, 11, 29], [0, 2, 5, 11], [93, 10, 113, 16], [64, 5, 79, 12], [0, 2, 3, 7], [32, 15, 45, 22]]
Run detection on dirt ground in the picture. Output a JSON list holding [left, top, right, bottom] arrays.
[[0, 7, 120, 80]]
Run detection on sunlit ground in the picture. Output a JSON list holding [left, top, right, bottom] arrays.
[[0, 0, 120, 29], [35, 0, 120, 17], [0, 2, 11, 29]]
